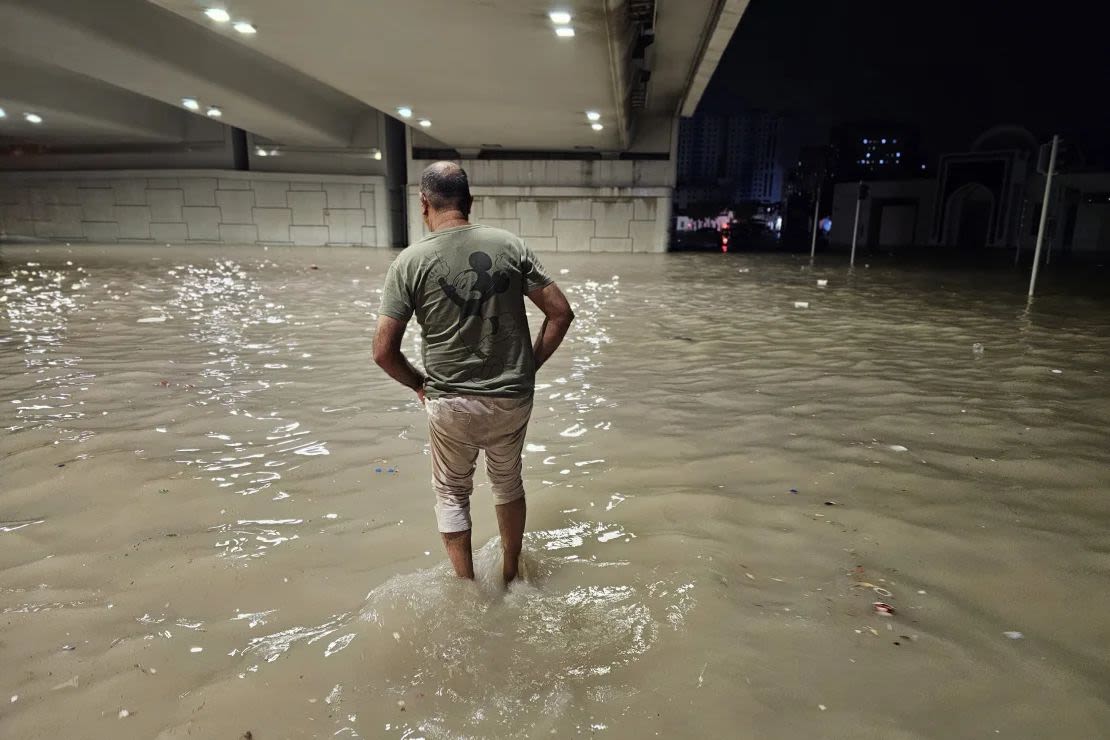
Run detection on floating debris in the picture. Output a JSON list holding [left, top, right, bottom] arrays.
[[873, 602, 896, 617], [1003, 631, 1024, 640], [118, 709, 131, 719]]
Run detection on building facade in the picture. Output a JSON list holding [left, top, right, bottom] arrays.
[[675, 110, 790, 209], [831, 122, 922, 182], [829, 126, 1110, 256]]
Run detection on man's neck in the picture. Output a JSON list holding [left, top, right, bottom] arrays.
[[428, 210, 470, 232]]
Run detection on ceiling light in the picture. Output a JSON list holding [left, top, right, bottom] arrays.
[[233, 21, 256, 34], [418, 119, 432, 128], [206, 106, 222, 118], [181, 97, 200, 111], [396, 106, 413, 119], [204, 8, 230, 22], [0, 108, 6, 119], [24, 113, 43, 124], [549, 11, 572, 24], [591, 122, 604, 131], [373, 150, 382, 161], [269, 149, 278, 156], [555, 26, 575, 38], [586, 110, 601, 121], [256, 148, 268, 157]]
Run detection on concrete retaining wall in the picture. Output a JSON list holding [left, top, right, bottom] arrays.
[[407, 158, 675, 252], [0, 170, 391, 247]]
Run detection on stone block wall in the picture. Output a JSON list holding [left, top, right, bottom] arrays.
[[407, 186, 672, 253], [406, 157, 676, 252], [0, 170, 391, 247]]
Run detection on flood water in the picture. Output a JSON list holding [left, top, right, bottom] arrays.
[[1, 243, 1108, 739]]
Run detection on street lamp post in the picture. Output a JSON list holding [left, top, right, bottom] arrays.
[[1028, 134, 1059, 298]]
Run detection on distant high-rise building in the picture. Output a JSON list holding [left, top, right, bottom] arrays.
[[831, 122, 922, 182], [675, 110, 793, 209]]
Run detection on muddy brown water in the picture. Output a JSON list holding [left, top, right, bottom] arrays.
[[1, 244, 1108, 739]]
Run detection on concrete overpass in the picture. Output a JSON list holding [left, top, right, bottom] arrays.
[[0, 0, 750, 251]]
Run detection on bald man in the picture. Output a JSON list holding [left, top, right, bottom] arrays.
[[374, 162, 574, 583]]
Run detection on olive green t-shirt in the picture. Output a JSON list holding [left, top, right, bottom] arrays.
[[379, 224, 554, 399]]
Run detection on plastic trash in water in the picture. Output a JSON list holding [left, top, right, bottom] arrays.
[[794, 301, 809, 309], [1003, 631, 1024, 640], [817, 279, 828, 287], [972, 342, 985, 356]]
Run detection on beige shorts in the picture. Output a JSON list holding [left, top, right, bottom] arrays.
[[425, 395, 534, 533]]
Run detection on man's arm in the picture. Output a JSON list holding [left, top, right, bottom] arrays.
[[373, 315, 426, 402], [527, 282, 575, 371]]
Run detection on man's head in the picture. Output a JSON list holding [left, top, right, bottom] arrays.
[[420, 161, 472, 228]]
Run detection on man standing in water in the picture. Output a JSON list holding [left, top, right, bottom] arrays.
[[374, 162, 574, 583]]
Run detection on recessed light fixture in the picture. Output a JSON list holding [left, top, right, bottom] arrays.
[[182, 97, 200, 111], [591, 122, 604, 131], [555, 26, 575, 38], [233, 21, 256, 34], [204, 8, 230, 22], [586, 110, 601, 122], [418, 119, 432, 128], [24, 113, 43, 124], [549, 10, 572, 24], [0, 107, 6, 119], [373, 149, 382, 160], [396, 106, 413, 119], [256, 148, 268, 157], [206, 106, 222, 118]]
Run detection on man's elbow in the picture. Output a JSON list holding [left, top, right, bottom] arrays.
[[559, 307, 576, 326], [372, 343, 390, 368]]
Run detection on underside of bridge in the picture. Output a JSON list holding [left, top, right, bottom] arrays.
[[0, 0, 750, 251]]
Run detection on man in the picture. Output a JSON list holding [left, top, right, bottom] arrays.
[[373, 162, 574, 583]]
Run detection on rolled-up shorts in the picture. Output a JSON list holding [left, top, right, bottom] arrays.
[[425, 395, 534, 533]]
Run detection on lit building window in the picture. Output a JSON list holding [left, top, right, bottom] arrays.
[[879, 159, 886, 164], [881, 138, 887, 144], [862, 138, 869, 144], [896, 152, 901, 158]]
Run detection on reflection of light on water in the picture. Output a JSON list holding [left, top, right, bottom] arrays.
[[210, 518, 303, 559], [242, 612, 352, 664], [1, 263, 94, 439], [0, 519, 46, 533]]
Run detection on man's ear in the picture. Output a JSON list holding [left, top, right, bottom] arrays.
[[420, 193, 430, 216]]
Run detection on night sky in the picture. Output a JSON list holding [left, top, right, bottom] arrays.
[[703, 0, 1110, 164]]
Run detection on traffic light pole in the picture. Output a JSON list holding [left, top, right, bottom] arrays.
[[1028, 134, 1059, 298], [809, 181, 821, 262], [850, 182, 863, 268]]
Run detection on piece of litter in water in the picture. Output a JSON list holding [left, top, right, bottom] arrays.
[[873, 602, 896, 617], [818, 704, 827, 712], [118, 709, 131, 719], [817, 279, 828, 287], [789, 488, 799, 494], [52, 676, 79, 691], [392, 632, 401, 641], [189, 646, 203, 653], [324, 513, 338, 520], [397, 700, 406, 711], [1051, 369, 1062, 374], [890, 445, 909, 452], [10, 695, 17, 703], [794, 301, 809, 309], [1003, 631, 1024, 640]]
